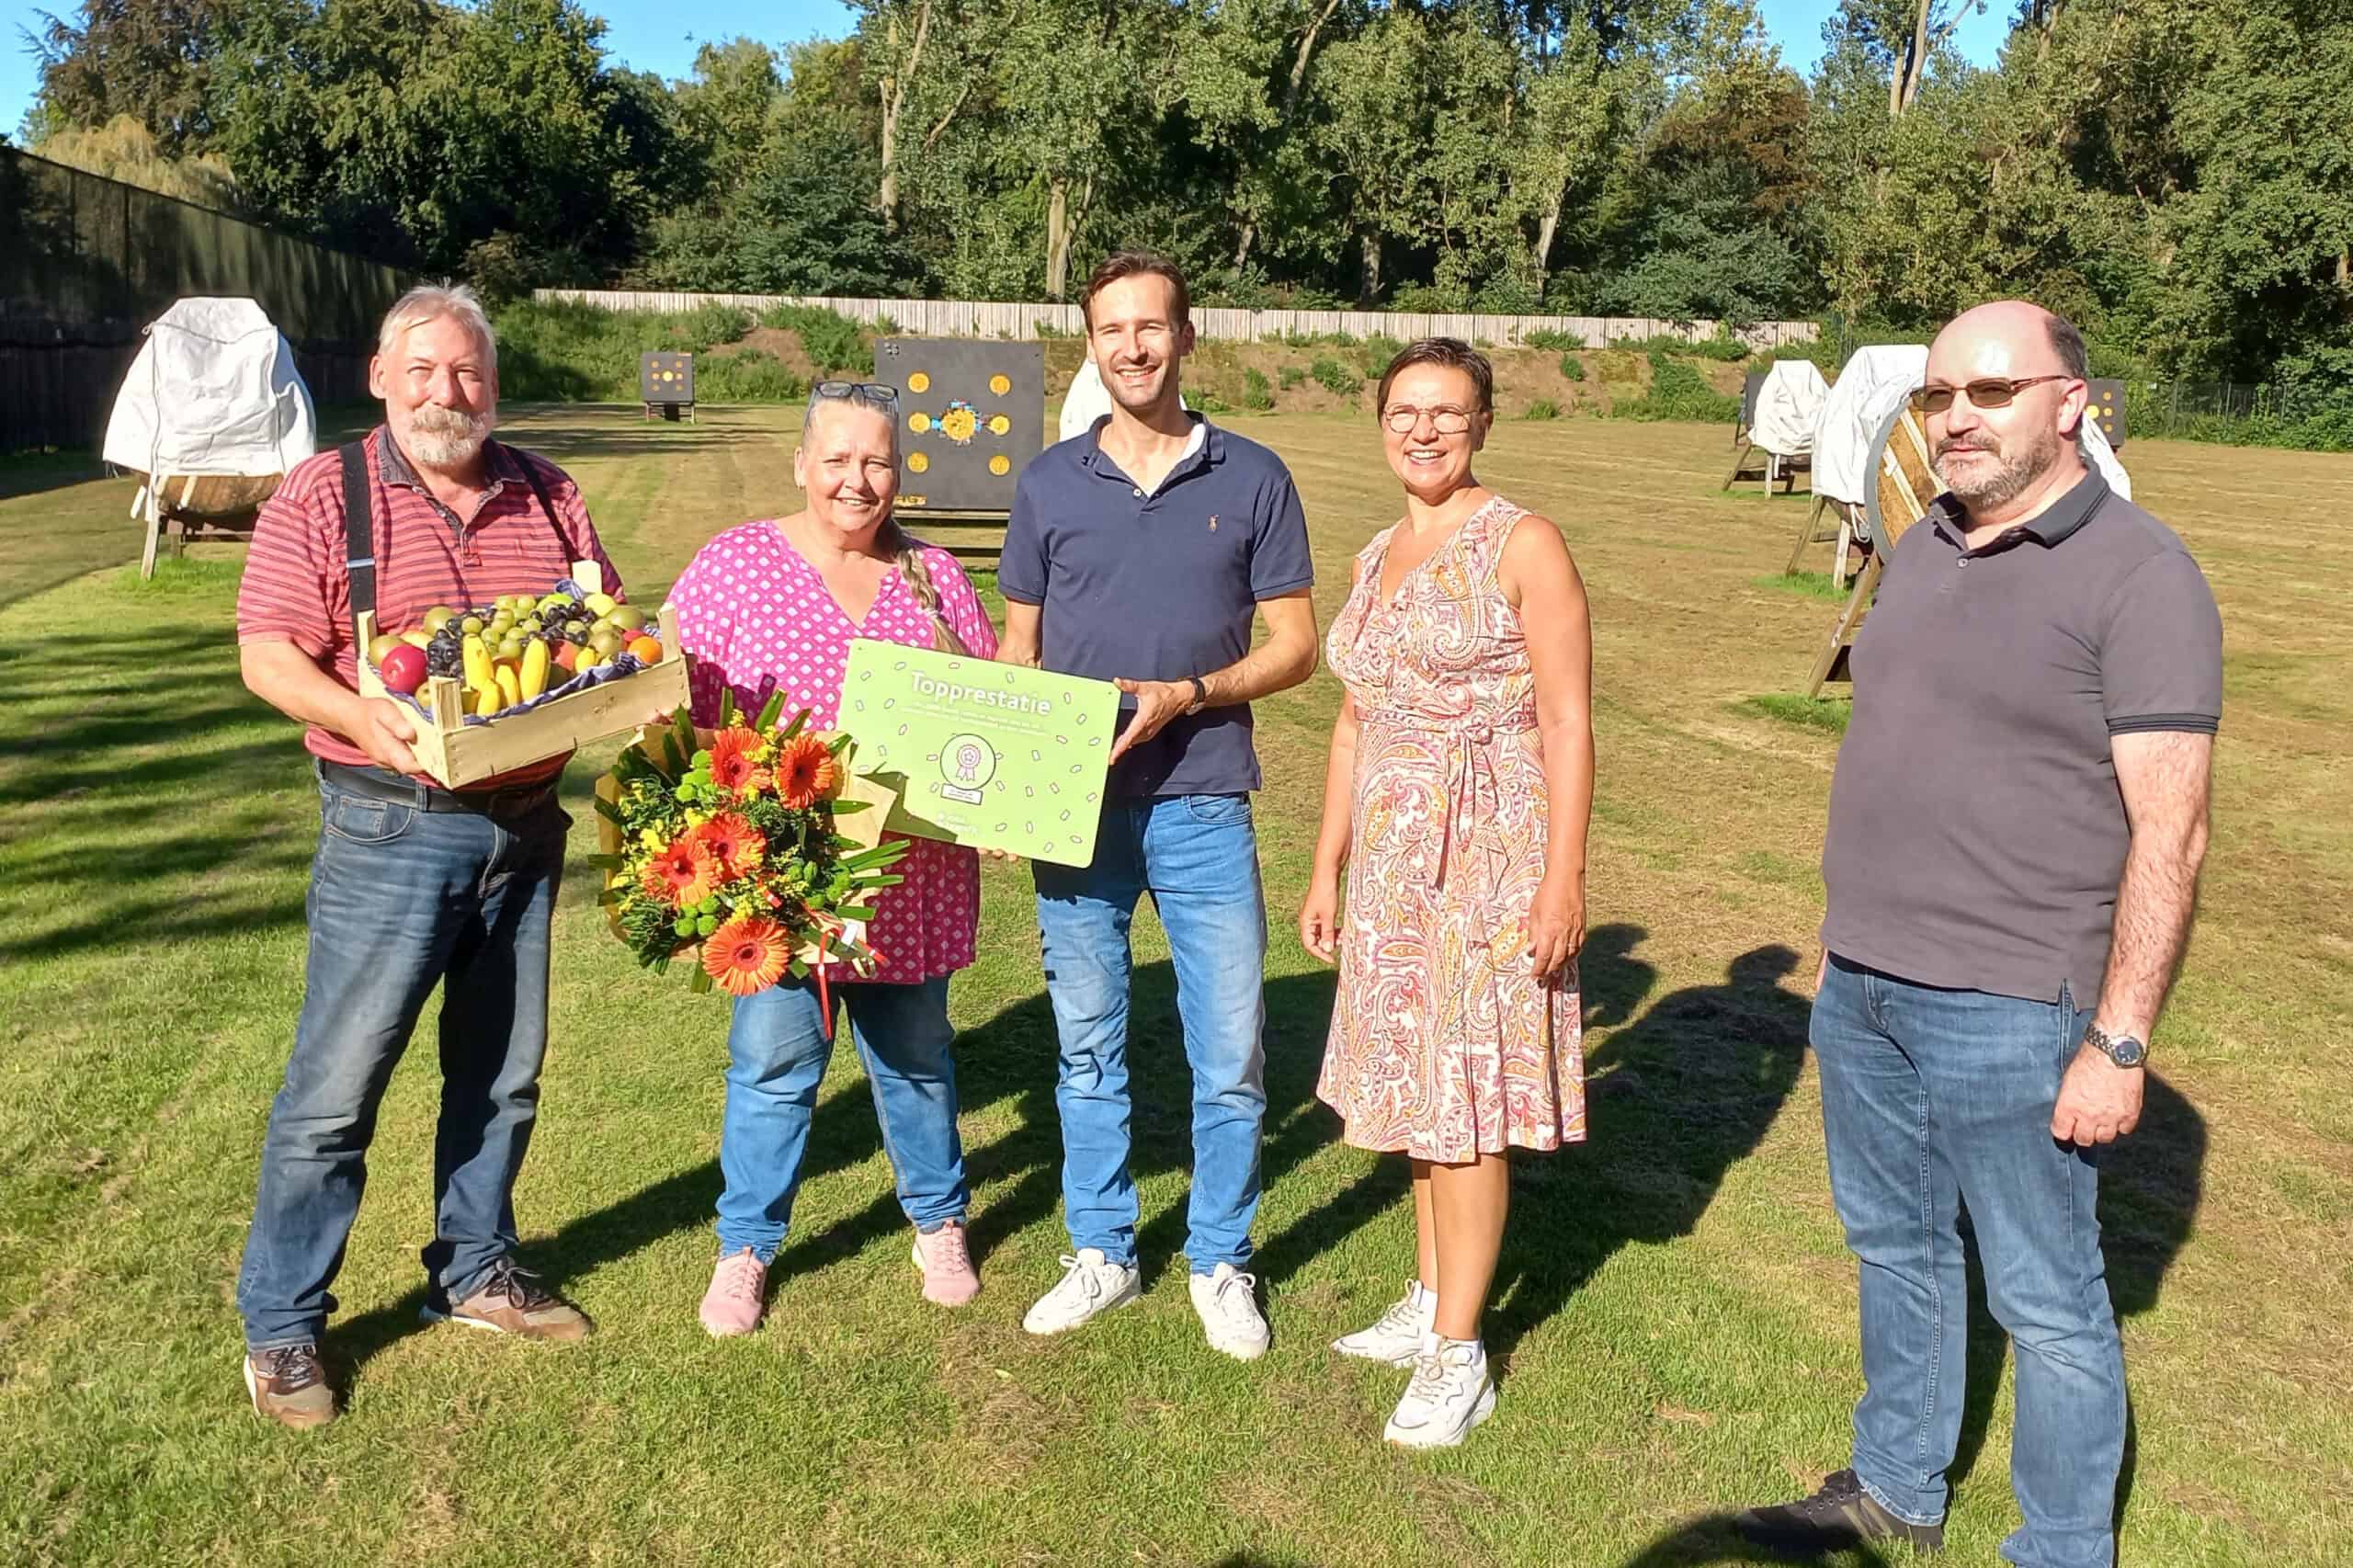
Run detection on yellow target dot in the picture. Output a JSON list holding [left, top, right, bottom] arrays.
[[907, 451, 929, 473], [987, 414, 1011, 436], [989, 374, 1011, 395], [909, 412, 931, 433], [989, 454, 1011, 476], [908, 372, 931, 393]]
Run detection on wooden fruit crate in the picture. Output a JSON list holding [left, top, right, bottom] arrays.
[[355, 561, 689, 789]]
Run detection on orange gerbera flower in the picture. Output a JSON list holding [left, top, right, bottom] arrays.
[[702, 915, 791, 996], [774, 733, 841, 810], [706, 725, 770, 794], [691, 811, 767, 880], [641, 837, 718, 907]]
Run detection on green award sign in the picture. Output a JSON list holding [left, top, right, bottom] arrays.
[[839, 639, 1119, 867]]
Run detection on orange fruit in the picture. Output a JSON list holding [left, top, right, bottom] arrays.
[[627, 635, 664, 663]]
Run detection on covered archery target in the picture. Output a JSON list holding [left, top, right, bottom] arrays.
[[874, 339, 1043, 513]]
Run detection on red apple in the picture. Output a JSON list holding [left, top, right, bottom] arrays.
[[379, 643, 428, 695]]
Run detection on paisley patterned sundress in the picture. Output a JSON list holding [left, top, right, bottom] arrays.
[[1314, 494, 1586, 1161]]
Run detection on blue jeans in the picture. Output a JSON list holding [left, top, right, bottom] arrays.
[[1813, 955, 2123, 1568], [238, 767, 566, 1350], [717, 974, 967, 1261], [1032, 793, 1267, 1273]]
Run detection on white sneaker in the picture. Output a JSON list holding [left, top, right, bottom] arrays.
[[1383, 1334, 1496, 1449], [1022, 1247, 1142, 1335], [1188, 1263, 1270, 1361], [1331, 1280, 1434, 1367]]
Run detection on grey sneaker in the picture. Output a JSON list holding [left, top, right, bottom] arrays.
[[244, 1344, 335, 1429], [421, 1258, 593, 1341], [1732, 1468, 1946, 1553]]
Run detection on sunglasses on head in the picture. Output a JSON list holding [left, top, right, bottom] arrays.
[[809, 381, 902, 411], [1912, 374, 2075, 415]]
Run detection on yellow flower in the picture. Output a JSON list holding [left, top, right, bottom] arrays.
[[686, 809, 710, 827]]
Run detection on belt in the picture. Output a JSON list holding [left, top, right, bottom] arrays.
[[317, 758, 558, 818], [1357, 708, 1539, 890]]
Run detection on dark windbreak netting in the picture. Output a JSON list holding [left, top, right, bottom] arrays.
[[2, 148, 404, 450]]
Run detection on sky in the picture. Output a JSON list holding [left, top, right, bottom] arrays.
[[4, 0, 2007, 152]]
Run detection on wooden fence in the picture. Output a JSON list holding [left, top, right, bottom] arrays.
[[533, 289, 1821, 350]]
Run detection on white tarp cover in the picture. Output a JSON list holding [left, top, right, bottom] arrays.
[[1748, 359, 1829, 456], [103, 297, 317, 479], [1815, 342, 2131, 508], [1813, 345, 1928, 505], [1057, 355, 1186, 444]]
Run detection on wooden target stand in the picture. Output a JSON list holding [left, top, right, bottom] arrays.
[[1805, 404, 1938, 698], [135, 472, 280, 578], [893, 507, 1009, 567]]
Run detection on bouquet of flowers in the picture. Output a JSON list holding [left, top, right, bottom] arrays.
[[593, 693, 910, 1004]]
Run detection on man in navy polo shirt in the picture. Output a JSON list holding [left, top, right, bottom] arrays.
[[998, 252, 1318, 1359]]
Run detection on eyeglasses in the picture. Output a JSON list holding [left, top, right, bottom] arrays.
[[810, 381, 902, 411], [1912, 375, 2074, 415], [1381, 405, 1477, 435]]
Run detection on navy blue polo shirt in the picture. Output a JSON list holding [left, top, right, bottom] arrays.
[[1000, 415, 1313, 797]]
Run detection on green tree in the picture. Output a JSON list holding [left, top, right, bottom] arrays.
[[28, 0, 223, 153]]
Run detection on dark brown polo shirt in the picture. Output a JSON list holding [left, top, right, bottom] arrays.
[[1820, 471, 2222, 1006]]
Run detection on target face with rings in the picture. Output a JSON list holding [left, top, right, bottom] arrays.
[[874, 339, 1043, 511]]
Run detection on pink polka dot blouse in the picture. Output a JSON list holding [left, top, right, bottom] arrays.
[[668, 521, 1000, 983]]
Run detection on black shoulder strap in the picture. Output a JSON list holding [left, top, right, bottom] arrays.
[[340, 440, 374, 624], [494, 439, 572, 561]]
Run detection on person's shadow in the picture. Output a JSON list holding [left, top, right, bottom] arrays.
[[1483, 933, 1810, 1366], [1608, 1062, 2207, 1565]]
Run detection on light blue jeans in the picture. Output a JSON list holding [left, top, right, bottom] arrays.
[[716, 974, 967, 1262], [238, 767, 565, 1350], [1032, 793, 1268, 1274], [1813, 954, 2124, 1568]]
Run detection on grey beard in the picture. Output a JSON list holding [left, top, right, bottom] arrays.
[[1937, 431, 2059, 511], [407, 404, 495, 467]]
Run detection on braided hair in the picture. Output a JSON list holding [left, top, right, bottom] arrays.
[[880, 517, 969, 656]]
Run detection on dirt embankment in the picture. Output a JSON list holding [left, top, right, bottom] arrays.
[[726, 323, 1753, 419]]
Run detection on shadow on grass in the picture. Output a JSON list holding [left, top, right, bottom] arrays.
[[498, 406, 791, 467], [336, 924, 1804, 1377], [0, 620, 318, 961], [1612, 1067, 2205, 1567]]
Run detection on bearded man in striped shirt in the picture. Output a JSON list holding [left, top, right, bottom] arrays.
[[232, 284, 620, 1427]]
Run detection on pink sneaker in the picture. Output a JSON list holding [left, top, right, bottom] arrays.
[[911, 1221, 981, 1307], [699, 1247, 767, 1336]]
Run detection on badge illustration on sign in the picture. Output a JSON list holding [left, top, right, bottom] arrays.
[[840, 640, 1118, 866]]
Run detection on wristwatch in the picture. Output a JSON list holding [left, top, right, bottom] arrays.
[[1183, 676, 1209, 716], [2082, 1021, 2148, 1068]]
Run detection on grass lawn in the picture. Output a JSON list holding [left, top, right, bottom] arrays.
[[2, 407, 2347, 1566]]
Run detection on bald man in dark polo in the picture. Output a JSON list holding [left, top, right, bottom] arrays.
[[1736, 301, 2219, 1568]]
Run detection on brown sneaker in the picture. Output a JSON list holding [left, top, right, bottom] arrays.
[[421, 1258, 593, 1341], [244, 1344, 335, 1429]]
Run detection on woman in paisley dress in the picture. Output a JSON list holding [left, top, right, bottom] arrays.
[[1300, 338, 1594, 1449]]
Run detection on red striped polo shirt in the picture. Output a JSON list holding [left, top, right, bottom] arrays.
[[236, 426, 623, 785]]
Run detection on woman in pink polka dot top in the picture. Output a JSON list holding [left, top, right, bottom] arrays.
[[666, 385, 1000, 1334]]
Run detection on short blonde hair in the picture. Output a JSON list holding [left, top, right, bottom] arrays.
[[378, 282, 497, 369]]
